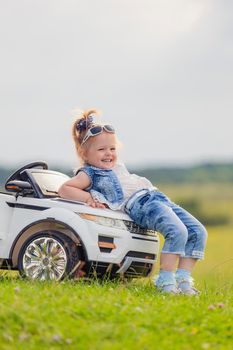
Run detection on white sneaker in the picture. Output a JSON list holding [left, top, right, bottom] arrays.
[[178, 281, 200, 296], [157, 284, 181, 295]]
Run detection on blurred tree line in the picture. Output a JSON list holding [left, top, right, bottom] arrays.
[[1, 161, 232, 185], [130, 162, 233, 184]]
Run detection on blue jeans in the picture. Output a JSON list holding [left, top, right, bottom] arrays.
[[125, 190, 207, 259]]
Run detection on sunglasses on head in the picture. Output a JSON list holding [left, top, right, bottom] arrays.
[[81, 124, 115, 146]]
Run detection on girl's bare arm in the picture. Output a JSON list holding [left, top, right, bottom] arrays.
[[58, 172, 106, 208]]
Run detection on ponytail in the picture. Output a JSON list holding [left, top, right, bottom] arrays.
[[72, 109, 99, 163]]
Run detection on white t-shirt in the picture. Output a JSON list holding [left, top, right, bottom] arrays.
[[113, 163, 156, 202]]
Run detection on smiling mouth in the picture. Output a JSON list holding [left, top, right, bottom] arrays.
[[102, 159, 112, 162]]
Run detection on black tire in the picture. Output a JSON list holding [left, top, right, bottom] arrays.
[[18, 231, 80, 281]]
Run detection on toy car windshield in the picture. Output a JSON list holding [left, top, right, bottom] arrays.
[[4, 161, 70, 198], [29, 170, 70, 197]]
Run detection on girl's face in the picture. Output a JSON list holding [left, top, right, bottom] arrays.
[[83, 132, 118, 169]]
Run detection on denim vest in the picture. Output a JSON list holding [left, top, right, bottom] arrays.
[[76, 164, 124, 209]]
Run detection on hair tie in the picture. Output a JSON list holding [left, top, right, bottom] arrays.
[[76, 115, 94, 132]]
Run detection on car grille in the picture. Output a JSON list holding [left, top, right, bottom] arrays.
[[126, 251, 156, 260], [123, 261, 153, 278], [123, 220, 157, 236]]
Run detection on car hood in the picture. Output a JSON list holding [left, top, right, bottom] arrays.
[[16, 196, 132, 221], [51, 198, 132, 220]]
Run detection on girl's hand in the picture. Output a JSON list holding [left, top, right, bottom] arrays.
[[86, 194, 107, 209], [93, 202, 107, 209]]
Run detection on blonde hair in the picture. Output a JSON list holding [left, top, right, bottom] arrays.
[[72, 109, 99, 164]]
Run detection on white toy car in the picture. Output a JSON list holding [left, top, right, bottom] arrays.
[[0, 161, 159, 281]]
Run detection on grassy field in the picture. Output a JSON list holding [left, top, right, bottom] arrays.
[[157, 182, 233, 227], [0, 225, 232, 350]]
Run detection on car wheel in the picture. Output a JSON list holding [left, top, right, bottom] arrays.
[[18, 231, 80, 281]]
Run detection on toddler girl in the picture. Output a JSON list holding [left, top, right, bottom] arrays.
[[58, 109, 208, 295]]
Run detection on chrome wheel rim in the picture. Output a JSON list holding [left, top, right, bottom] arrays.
[[22, 236, 67, 280]]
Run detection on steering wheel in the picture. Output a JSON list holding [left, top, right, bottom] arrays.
[[5, 161, 48, 186]]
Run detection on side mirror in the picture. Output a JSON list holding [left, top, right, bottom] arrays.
[[5, 180, 33, 194]]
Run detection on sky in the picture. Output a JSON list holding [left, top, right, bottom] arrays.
[[0, 0, 232, 170]]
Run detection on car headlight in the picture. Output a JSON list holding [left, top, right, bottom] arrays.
[[78, 213, 126, 230]]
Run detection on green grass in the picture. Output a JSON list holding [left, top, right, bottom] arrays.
[[0, 280, 232, 350], [0, 226, 233, 350]]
